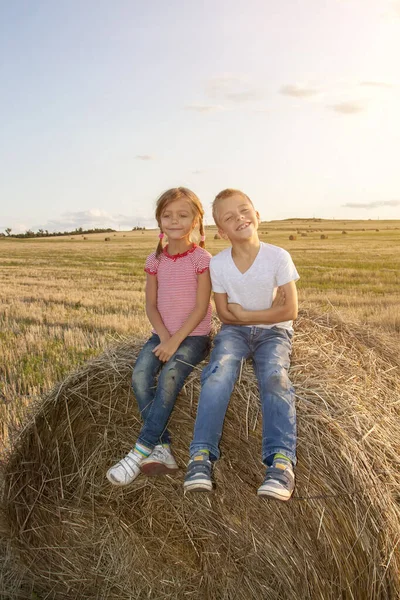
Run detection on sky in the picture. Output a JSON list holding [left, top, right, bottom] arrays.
[[1, 0, 400, 233]]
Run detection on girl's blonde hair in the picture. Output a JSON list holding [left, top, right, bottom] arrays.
[[155, 187, 205, 256], [212, 188, 253, 226]]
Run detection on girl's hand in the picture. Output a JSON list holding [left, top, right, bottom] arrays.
[[227, 302, 245, 320], [272, 287, 286, 307], [152, 338, 180, 363]]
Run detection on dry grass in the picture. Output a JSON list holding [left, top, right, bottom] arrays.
[[0, 307, 399, 599]]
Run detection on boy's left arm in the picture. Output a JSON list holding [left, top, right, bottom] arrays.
[[227, 280, 298, 324]]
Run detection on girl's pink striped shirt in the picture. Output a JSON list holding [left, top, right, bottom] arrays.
[[144, 245, 212, 336]]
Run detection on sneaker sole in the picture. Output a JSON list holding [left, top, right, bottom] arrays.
[[257, 487, 292, 501], [141, 462, 179, 476], [183, 480, 213, 492], [106, 470, 140, 486]]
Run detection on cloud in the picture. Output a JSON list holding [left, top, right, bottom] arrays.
[[279, 84, 320, 98], [32, 209, 156, 232], [185, 104, 225, 113], [330, 102, 364, 114], [225, 90, 262, 102], [359, 81, 393, 89], [135, 155, 155, 161], [206, 75, 263, 104], [207, 75, 246, 95], [342, 200, 400, 209]]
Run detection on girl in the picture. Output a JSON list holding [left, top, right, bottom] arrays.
[[107, 188, 212, 486]]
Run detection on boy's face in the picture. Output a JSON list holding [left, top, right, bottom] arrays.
[[215, 194, 260, 242]]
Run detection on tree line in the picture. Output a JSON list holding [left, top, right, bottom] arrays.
[[1, 226, 146, 238]]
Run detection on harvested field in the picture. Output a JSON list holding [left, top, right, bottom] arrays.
[[1, 307, 399, 599]]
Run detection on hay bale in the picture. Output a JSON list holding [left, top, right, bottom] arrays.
[[104, 237, 111, 242], [1, 309, 399, 600], [289, 235, 297, 240], [320, 234, 328, 239], [214, 233, 221, 240], [301, 233, 308, 237], [342, 231, 347, 235]]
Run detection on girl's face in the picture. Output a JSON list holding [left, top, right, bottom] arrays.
[[160, 198, 197, 242]]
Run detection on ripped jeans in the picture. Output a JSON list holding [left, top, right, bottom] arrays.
[[133, 334, 210, 450], [190, 325, 296, 465]]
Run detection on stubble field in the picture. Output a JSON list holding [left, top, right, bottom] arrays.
[[1, 218, 399, 448]]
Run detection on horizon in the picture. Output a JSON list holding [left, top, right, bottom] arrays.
[[2, 215, 400, 238], [1, 1, 400, 234]]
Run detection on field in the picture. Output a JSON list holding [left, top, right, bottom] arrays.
[[0, 218, 400, 598], [1, 218, 399, 447]]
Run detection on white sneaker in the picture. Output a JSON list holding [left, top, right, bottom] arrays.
[[141, 444, 179, 476], [106, 451, 143, 486]]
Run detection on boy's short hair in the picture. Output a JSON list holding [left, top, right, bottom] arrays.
[[212, 189, 254, 226]]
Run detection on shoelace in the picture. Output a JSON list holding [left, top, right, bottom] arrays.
[[118, 452, 141, 476], [149, 447, 167, 461]]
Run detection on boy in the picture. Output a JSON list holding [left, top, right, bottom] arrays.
[[183, 189, 299, 501]]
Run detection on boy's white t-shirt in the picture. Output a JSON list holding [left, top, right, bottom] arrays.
[[210, 242, 299, 331]]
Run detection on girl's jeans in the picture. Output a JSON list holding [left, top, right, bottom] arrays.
[[133, 334, 210, 450], [190, 325, 297, 465]]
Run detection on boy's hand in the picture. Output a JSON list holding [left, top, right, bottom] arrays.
[[227, 303, 245, 320], [152, 338, 180, 363], [272, 287, 286, 307]]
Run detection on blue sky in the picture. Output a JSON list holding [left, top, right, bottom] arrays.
[[1, 0, 400, 233]]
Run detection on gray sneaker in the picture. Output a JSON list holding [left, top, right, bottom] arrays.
[[257, 458, 295, 501], [183, 452, 213, 492]]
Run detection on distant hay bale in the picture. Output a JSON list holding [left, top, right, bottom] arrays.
[[342, 231, 347, 235], [1, 309, 399, 600], [289, 235, 297, 240], [104, 237, 111, 242], [83, 237, 88, 240], [320, 234, 328, 239], [376, 229, 380, 232], [214, 233, 221, 240], [301, 233, 308, 237]]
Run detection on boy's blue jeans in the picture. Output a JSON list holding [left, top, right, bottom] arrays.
[[190, 325, 297, 465], [133, 334, 210, 450]]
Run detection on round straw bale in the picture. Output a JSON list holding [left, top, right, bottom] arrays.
[[320, 234, 328, 239], [214, 233, 221, 240], [289, 234, 297, 240], [1, 309, 399, 600]]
